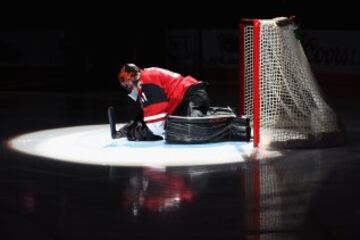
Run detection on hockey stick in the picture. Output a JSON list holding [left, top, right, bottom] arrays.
[[108, 106, 117, 139]]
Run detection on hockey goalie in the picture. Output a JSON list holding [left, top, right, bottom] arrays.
[[107, 63, 251, 143]]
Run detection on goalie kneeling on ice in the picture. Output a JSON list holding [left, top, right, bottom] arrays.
[[165, 107, 251, 144]]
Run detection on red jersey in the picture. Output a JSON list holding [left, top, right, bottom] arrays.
[[138, 67, 198, 136]]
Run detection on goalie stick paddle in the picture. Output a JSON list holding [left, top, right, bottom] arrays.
[[107, 106, 117, 139]]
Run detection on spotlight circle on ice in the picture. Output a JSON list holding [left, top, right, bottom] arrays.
[[8, 124, 258, 167]]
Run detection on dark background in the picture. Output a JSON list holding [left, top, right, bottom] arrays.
[[2, 1, 359, 88]]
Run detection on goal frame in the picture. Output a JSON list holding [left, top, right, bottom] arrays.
[[239, 16, 301, 148]]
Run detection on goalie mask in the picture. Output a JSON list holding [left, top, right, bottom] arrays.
[[118, 63, 141, 100]]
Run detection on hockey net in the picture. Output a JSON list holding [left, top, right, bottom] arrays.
[[239, 17, 343, 148]]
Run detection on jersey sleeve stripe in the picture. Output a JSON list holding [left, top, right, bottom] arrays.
[[144, 113, 167, 122], [145, 117, 167, 124]]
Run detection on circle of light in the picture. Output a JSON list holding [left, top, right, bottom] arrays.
[[8, 124, 256, 167]]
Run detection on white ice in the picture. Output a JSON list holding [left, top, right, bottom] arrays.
[[8, 124, 260, 167]]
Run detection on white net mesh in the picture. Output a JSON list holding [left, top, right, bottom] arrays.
[[242, 17, 343, 148]]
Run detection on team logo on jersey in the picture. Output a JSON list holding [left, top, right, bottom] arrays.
[[140, 83, 167, 107]]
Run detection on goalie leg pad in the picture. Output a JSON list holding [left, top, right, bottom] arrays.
[[165, 108, 251, 143]]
